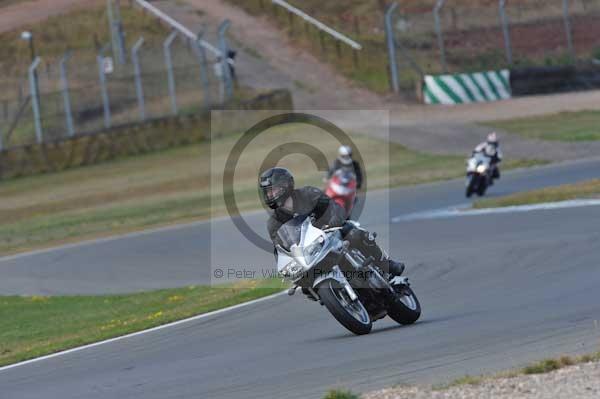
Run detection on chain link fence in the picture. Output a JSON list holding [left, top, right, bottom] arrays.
[[0, 14, 235, 150], [386, 0, 600, 96]]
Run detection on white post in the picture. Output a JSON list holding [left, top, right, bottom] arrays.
[[434, 0, 448, 73], [217, 20, 233, 102], [132, 37, 146, 121], [562, 0, 575, 62], [385, 3, 400, 93], [97, 49, 111, 129], [28, 57, 43, 143], [499, 0, 513, 65], [60, 52, 75, 137], [164, 31, 179, 115]]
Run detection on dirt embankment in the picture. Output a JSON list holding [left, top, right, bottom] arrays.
[[0, 0, 101, 34]]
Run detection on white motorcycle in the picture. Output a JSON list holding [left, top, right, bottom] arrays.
[[465, 152, 492, 197], [276, 216, 421, 335]]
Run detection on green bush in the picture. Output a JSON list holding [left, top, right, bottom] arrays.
[[522, 356, 574, 375], [323, 390, 360, 399]]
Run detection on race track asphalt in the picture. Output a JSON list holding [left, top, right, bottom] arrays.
[[1, 157, 599, 296], [1, 158, 600, 399]]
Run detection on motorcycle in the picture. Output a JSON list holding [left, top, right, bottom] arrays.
[[465, 152, 492, 198], [276, 216, 421, 335], [325, 169, 357, 218]]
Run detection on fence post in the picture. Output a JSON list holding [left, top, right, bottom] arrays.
[[164, 31, 179, 115], [0, 102, 4, 149], [562, 0, 575, 62], [217, 20, 233, 102], [498, 0, 513, 65], [195, 31, 212, 109], [28, 57, 43, 144], [107, 0, 126, 64], [434, 0, 448, 73], [97, 48, 112, 129], [385, 2, 400, 93], [115, 0, 127, 64], [59, 52, 75, 137], [131, 37, 146, 121]]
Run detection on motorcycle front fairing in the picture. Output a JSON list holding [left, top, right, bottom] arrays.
[[467, 153, 491, 174], [276, 216, 343, 282]]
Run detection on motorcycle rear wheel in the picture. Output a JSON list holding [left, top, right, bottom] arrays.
[[318, 280, 372, 335]]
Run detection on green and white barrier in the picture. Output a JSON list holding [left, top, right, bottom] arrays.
[[423, 70, 511, 105]]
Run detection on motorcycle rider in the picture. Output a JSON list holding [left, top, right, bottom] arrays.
[[260, 167, 405, 279], [473, 132, 503, 183], [326, 145, 363, 190]]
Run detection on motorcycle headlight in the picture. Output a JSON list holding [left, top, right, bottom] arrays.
[[304, 237, 324, 264], [476, 164, 488, 173], [279, 260, 305, 278]]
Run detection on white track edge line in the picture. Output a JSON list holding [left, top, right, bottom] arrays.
[[0, 290, 286, 373], [392, 199, 600, 222]]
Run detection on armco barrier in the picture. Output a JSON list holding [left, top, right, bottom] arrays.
[[0, 89, 293, 180], [423, 70, 511, 105]]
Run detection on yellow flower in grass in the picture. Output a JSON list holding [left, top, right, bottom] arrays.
[[100, 323, 116, 331], [147, 311, 163, 320], [167, 295, 183, 303], [30, 296, 49, 303]]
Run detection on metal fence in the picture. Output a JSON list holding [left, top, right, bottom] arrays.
[[383, 0, 600, 94], [0, 15, 235, 150]]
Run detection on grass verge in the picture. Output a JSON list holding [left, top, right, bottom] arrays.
[[473, 179, 600, 209], [483, 110, 600, 142], [0, 279, 286, 367]]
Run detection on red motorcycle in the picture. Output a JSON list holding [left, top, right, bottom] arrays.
[[325, 169, 357, 218]]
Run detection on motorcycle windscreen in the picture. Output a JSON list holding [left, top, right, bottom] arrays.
[[275, 215, 307, 251], [473, 152, 490, 165], [333, 168, 356, 184]]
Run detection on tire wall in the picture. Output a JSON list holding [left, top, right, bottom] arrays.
[[510, 65, 600, 96]]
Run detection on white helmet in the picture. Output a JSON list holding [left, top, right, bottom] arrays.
[[338, 145, 353, 165], [487, 132, 498, 146]]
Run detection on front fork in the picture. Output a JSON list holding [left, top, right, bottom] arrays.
[[312, 265, 359, 302]]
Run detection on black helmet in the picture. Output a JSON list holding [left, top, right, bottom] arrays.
[[259, 167, 294, 209]]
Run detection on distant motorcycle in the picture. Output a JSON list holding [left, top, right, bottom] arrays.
[[325, 169, 357, 218], [465, 152, 492, 197], [277, 216, 421, 335]]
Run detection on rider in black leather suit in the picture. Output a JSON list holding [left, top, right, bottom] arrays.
[[260, 167, 405, 277]]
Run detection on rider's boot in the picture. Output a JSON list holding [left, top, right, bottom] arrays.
[[375, 257, 405, 287], [386, 258, 405, 276], [344, 225, 406, 280]]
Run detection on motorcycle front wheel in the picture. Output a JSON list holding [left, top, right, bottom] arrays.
[[318, 280, 372, 335], [387, 285, 421, 325], [476, 179, 488, 196], [465, 175, 476, 198]]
